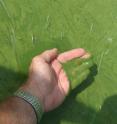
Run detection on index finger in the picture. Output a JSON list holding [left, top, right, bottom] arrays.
[[57, 48, 86, 63]]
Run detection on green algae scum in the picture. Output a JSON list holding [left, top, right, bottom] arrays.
[[0, 0, 117, 124]]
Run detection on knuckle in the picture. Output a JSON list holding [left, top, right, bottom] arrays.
[[32, 56, 39, 62], [32, 55, 42, 63]]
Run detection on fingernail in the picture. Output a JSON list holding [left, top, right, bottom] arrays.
[[53, 48, 58, 51], [81, 53, 91, 59]]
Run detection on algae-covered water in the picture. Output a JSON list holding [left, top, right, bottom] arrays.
[[0, 0, 117, 124]]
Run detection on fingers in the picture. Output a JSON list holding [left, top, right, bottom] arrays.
[[40, 48, 58, 63], [59, 69, 70, 95], [62, 57, 94, 90], [57, 48, 86, 63], [73, 60, 93, 75], [52, 59, 70, 95], [81, 52, 91, 59], [71, 69, 90, 90], [51, 59, 62, 76]]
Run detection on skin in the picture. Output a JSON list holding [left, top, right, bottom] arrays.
[[0, 48, 90, 124]]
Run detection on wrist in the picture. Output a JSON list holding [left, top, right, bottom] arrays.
[[0, 96, 37, 124], [19, 81, 45, 112], [14, 90, 44, 123]]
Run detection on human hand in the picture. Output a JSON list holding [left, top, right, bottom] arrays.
[[20, 48, 90, 112]]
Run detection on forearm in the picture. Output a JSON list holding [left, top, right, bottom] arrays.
[[0, 96, 37, 124]]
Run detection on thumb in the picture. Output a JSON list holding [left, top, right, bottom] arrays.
[[40, 48, 58, 63]]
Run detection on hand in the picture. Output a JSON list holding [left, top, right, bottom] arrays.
[[20, 48, 90, 112]]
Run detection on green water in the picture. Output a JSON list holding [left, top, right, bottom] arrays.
[[0, 0, 117, 124]]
